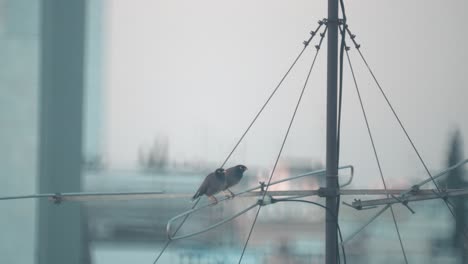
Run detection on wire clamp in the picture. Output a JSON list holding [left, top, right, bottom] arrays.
[[51, 193, 63, 204], [391, 195, 415, 214], [257, 195, 272, 206], [259, 181, 266, 192], [410, 184, 420, 194], [344, 200, 378, 210], [325, 18, 340, 25], [344, 27, 361, 49], [431, 189, 449, 201], [352, 199, 362, 210]]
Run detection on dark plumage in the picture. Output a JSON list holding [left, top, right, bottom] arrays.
[[192, 168, 226, 204], [223, 164, 248, 198]]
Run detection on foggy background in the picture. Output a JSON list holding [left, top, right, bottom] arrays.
[[0, 0, 467, 263], [104, 0, 468, 187]]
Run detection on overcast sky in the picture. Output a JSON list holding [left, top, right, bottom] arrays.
[[101, 0, 468, 188]]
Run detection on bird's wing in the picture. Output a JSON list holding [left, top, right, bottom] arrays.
[[204, 173, 225, 196], [224, 167, 242, 189], [192, 173, 212, 200], [215, 172, 225, 181]]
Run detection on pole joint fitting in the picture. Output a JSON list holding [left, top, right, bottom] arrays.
[[318, 187, 339, 197]]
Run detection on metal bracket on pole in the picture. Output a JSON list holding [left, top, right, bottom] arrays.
[[318, 187, 340, 197], [350, 189, 468, 208], [342, 200, 377, 210], [347, 159, 468, 209]]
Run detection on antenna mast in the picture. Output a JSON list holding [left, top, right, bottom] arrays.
[[325, 0, 339, 263]]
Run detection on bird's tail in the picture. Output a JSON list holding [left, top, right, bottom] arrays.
[[191, 191, 201, 201]]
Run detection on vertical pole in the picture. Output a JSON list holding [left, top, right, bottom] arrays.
[[325, 0, 339, 263], [37, 1, 87, 263]]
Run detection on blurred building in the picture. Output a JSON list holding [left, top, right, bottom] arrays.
[[0, 1, 105, 263], [84, 159, 465, 264], [83, 0, 106, 170], [0, 1, 39, 263]]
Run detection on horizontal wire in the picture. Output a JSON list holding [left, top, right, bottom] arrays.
[[351, 159, 468, 208], [342, 159, 468, 243], [3, 187, 462, 203], [0, 166, 354, 203], [3, 188, 462, 203], [0, 166, 354, 204], [0, 191, 165, 201], [351, 188, 468, 208]]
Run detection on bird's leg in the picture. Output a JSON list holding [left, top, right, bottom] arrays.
[[208, 195, 218, 205], [227, 188, 235, 199]]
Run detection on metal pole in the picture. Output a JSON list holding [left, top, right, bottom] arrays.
[[325, 0, 339, 263], [37, 1, 87, 263]]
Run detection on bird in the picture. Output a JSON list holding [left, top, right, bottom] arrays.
[[222, 164, 248, 198], [192, 168, 226, 204]]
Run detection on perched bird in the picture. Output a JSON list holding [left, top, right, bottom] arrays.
[[223, 164, 248, 198], [192, 168, 226, 204]]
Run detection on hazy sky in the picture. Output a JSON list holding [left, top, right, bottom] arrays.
[[102, 0, 468, 188]]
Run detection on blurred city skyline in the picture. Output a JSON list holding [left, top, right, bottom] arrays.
[[101, 0, 468, 190]]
